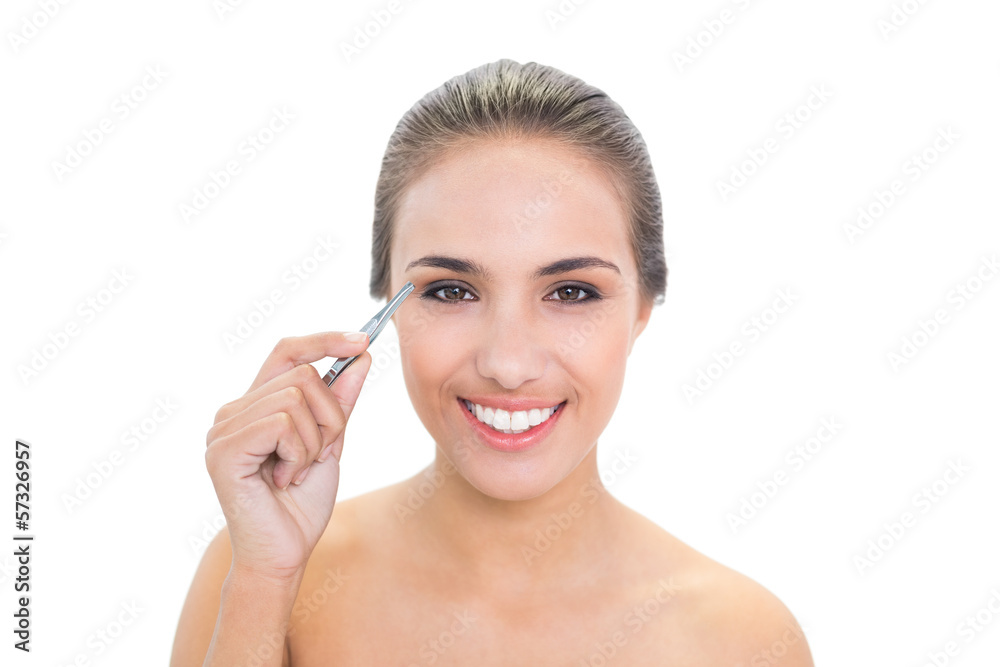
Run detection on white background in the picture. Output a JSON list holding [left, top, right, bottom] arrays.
[[2, 0, 999, 664]]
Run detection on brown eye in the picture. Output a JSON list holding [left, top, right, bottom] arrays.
[[440, 286, 469, 301], [550, 285, 591, 302], [421, 284, 476, 302]]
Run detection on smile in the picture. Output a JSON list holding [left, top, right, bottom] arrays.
[[462, 399, 563, 434], [457, 397, 567, 453]]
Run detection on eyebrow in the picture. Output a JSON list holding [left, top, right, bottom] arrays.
[[404, 255, 621, 281]]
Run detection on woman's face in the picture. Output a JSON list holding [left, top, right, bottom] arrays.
[[388, 138, 652, 501]]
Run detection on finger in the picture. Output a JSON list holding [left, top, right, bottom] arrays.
[[207, 412, 309, 491], [328, 349, 372, 423], [321, 350, 372, 462], [286, 351, 374, 486], [289, 446, 341, 509], [248, 332, 369, 393], [217, 362, 352, 458], [208, 384, 323, 462]]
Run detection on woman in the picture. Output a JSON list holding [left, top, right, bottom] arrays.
[[171, 59, 814, 666]]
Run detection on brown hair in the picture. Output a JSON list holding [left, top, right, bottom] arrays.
[[369, 58, 667, 307]]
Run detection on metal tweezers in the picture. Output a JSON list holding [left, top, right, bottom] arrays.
[[322, 281, 414, 386]]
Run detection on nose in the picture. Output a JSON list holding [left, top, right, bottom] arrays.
[[475, 311, 547, 390]]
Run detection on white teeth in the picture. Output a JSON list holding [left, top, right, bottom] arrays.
[[492, 408, 511, 430], [463, 399, 562, 434]]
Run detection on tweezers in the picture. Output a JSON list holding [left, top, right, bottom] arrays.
[[323, 281, 415, 386]]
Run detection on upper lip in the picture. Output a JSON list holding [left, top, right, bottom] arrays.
[[460, 395, 566, 413]]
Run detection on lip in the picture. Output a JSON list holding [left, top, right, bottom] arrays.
[[457, 397, 566, 453], [460, 395, 566, 413]]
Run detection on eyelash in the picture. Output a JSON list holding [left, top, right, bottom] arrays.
[[418, 281, 602, 305]]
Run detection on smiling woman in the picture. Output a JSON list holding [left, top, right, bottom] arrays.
[[171, 59, 814, 666]]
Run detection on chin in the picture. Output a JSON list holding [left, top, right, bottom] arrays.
[[446, 455, 566, 502], [437, 437, 593, 505], [424, 394, 578, 500]]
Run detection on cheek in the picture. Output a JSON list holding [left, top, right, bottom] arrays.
[[553, 301, 630, 368], [554, 309, 631, 416], [400, 334, 441, 393], [398, 315, 469, 397]]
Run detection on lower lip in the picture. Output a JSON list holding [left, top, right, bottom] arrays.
[[457, 398, 566, 453]]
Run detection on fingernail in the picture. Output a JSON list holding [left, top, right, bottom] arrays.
[[292, 467, 309, 485], [344, 331, 368, 344], [317, 443, 334, 463]]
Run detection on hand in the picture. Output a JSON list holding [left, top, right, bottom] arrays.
[[204, 331, 371, 582]]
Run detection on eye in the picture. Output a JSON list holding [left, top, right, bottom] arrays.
[[419, 282, 476, 303], [418, 281, 602, 304], [545, 284, 599, 303]]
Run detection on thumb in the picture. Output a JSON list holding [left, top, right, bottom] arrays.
[[328, 350, 372, 425], [324, 351, 372, 463]]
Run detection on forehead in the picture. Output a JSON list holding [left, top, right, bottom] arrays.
[[391, 139, 633, 274]]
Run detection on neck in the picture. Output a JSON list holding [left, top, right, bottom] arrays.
[[395, 445, 629, 599]]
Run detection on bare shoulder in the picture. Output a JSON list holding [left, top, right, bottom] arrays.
[[619, 507, 814, 666], [307, 481, 402, 562], [690, 561, 813, 666], [286, 483, 411, 662], [292, 482, 403, 615], [298, 488, 378, 589]]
